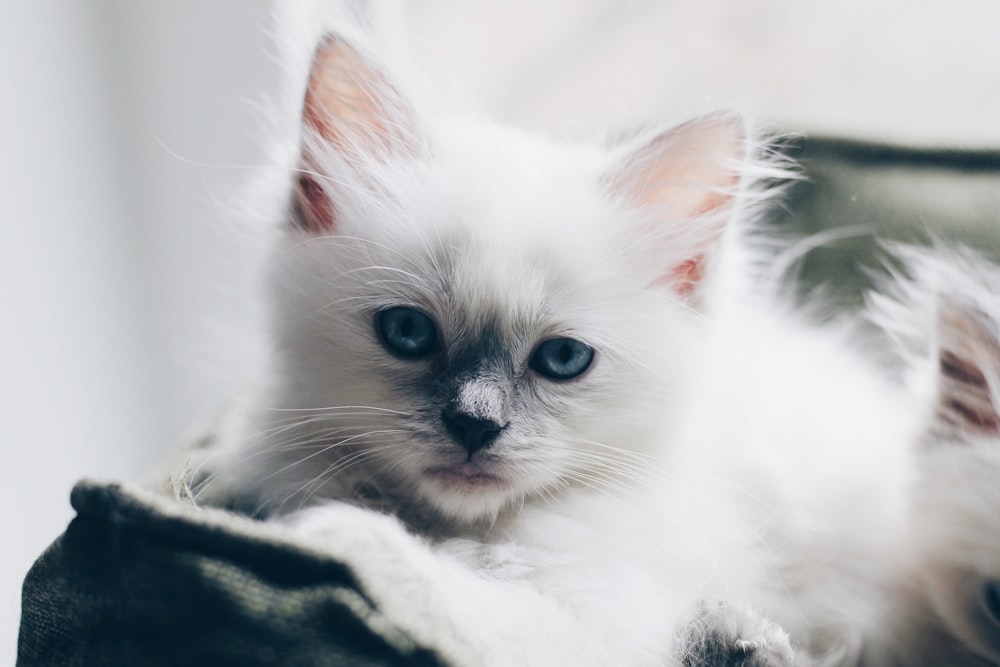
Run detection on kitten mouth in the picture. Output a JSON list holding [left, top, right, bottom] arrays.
[[424, 462, 507, 490]]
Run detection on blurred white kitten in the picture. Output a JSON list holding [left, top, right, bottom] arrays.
[[863, 246, 1000, 666]]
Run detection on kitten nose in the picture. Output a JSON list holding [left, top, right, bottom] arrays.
[[441, 409, 505, 455]]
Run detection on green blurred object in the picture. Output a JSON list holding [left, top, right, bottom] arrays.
[[770, 136, 1000, 311]]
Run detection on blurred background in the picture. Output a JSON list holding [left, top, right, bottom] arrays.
[[3, 0, 1000, 660]]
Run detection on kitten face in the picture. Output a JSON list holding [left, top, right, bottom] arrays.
[[268, 134, 695, 522], [253, 34, 746, 524]]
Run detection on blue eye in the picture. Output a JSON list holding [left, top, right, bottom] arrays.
[[530, 337, 594, 380], [376, 307, 438, 357]]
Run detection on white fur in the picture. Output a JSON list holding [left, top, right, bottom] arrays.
[[675, 287, 922, 664]]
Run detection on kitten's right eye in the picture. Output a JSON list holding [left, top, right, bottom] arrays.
[[376, 307, 438, 358]]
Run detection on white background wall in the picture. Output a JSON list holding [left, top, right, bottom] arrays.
[[3, 1, 999, 661], [1, 1, 277, 660]]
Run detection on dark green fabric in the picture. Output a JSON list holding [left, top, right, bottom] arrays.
[[18, 137, 1000, 666], [18, 480, 445, 667]]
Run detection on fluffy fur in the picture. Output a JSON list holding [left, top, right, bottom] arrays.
[[190, 26, 936, 667]]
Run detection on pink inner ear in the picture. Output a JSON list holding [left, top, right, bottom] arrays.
[[652, 257, 704, 295], [292, 35, 422, 235], [302, 35, 415, 161], [689, 190, 735, 218], [647, 188, 732, 295], [609, 114, 746, 299], [294, 170, 336, 232]]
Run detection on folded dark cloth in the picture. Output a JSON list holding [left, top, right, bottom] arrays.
[[18, 480, 445, 667]]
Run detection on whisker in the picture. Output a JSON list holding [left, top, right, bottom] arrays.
[[266, 405, 413, 415], [259, 429, 409, 481]]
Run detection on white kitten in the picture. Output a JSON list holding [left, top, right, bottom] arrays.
[[863, 247, 1000, 666], [195, 31, 769, 664], [192, 30, 925, 666]]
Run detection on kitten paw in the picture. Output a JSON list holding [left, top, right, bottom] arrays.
[[675, 600, 808, 667]]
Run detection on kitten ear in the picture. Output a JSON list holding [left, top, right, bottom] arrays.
[[932, 298, 1000, 439], [608, 114, 746, 296], [294, 34, 421, 232]]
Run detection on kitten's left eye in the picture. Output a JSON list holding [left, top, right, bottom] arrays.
[[376, 307, 438, 357], [530, 338, 594, 380]]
